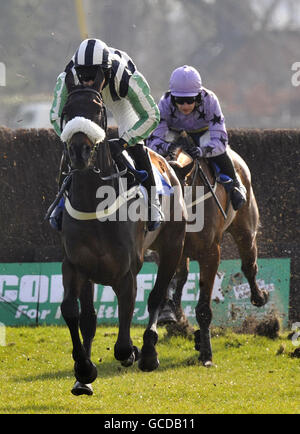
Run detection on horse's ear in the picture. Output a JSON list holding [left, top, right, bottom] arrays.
[[92, 68, 106, 92], [65, 71, 76, 93]]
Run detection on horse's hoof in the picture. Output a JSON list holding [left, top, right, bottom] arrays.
[[71, 381, 93, 396], [133, 345, 141, 361], [203, 360, 216, 368], [157, 305, 177, 325], [198, 351, 212, 365], [74, 360, 98, 384], [138, 356, 160, 372], [120, 346, 138, 367], [121, 354, 135, 367], [251, 289, 269, 307]]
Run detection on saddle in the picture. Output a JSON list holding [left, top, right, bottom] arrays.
[[175, 149, 233, 191]]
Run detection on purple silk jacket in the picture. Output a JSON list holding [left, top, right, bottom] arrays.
[[146, 87, 228, 158]]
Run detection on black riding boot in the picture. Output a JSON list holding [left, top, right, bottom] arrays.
[[49, 148, 70, 231], [211, 151, 247, 210], [128, 144, 163, 231]]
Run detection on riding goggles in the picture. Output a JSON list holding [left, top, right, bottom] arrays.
[[76, 65, 99, 83], [174, 96, 197, 105]]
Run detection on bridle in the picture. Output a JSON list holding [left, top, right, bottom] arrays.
[[60, 87, 107, 133], [60, 86, 110, 172], [61, 87, 127, 181]]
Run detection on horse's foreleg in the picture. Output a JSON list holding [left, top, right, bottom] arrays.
[[114, 270, 138, 367], [72, 284, 97, 396], [195, 244, 220, 366], [61, 260, 97, 388], [79, 281, 97, 359]]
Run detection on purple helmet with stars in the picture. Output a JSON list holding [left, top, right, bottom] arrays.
[[169, 65, 202, 97]]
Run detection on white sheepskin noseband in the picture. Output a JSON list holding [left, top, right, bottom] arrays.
[[61, 116, 106, 144]]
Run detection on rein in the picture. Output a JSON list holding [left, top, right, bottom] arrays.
[[178, 130, 227, 219], [192, 160, 227, 219]]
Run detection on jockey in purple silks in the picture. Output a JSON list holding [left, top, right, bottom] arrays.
[[147, 65, 247, 325], [146, 65, 246, 211]]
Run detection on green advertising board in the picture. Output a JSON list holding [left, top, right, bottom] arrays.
[[0, 258, 290, 328]]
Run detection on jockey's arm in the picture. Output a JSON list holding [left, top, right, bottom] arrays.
[[50, 72, 69, 137], [202, 91, 228, 157], [146, 119, 172, 156], [120, 71, 160, 146]]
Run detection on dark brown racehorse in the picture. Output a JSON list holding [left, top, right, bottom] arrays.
[[166, 147, 269, 366], [58, 70, 186, 395]]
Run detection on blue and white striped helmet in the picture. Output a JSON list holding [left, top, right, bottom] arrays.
[[74, 39, 112, 68]]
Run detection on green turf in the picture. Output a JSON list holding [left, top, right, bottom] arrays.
[[0, 325, 299, 414]]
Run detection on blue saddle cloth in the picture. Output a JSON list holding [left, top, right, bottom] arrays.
[[153, 166, 174, 196]]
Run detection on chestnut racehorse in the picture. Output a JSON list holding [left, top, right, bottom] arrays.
[[166, 147, 269, 366]]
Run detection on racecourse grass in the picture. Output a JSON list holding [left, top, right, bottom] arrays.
[[0, 325, 299, 414]]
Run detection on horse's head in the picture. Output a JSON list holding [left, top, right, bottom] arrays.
[[168, 153, 195, 189], [61, 117, 106, 171], [67, 132, 94, 170], [60, 68, 112, 172], [62, 68, 107, 130], [164, 131, 198, 187]]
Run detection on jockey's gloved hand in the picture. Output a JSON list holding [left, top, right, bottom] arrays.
[[108, 138, 128, 159], [186, 146, 203, 159], [166, 143, 178, 161], [119, 138, 128, 150]]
